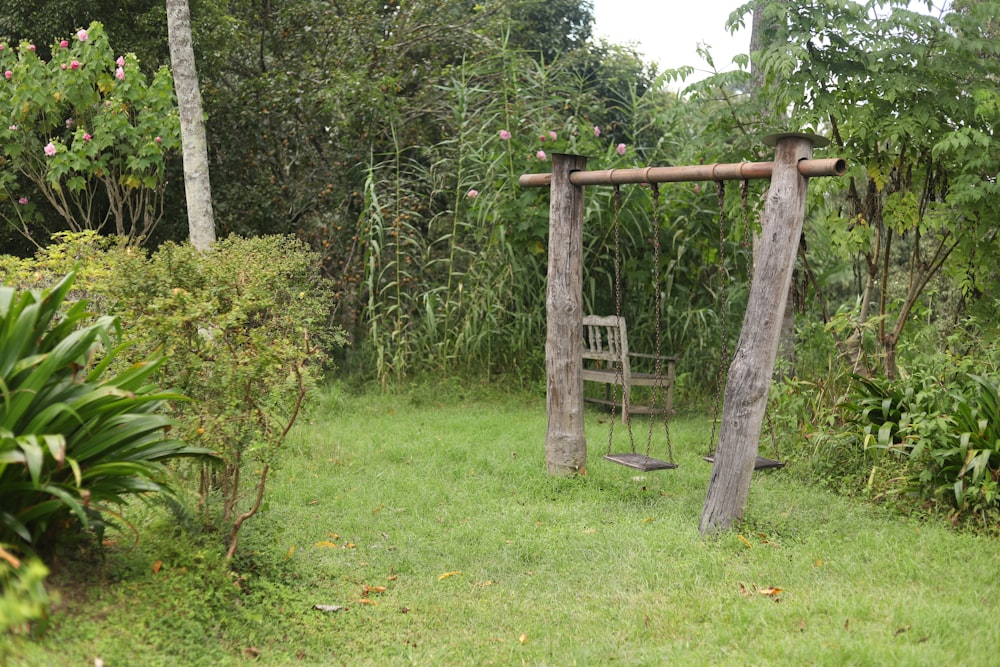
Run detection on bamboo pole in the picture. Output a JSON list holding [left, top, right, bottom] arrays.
[[519, 158, 845, 188], [545, 153, 589, 475]]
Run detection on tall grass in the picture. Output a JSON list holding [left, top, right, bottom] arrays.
[[357, 40, 755, 392]]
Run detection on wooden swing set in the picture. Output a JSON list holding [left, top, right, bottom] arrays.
[[519, 133, 846, 535]]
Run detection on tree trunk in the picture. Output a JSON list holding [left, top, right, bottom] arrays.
[[166, 0, 217, 251], [545, 153, 588, 475], [699, 135, 815, 536]]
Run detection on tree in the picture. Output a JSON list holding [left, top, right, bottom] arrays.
[[751, 0, 1000, 378], [166, 0, 215, 250], [0, 22, 181, 246]]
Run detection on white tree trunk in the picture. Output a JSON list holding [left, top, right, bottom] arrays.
[[167, 0, 217, 251]]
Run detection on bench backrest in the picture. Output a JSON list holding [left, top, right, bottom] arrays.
[[582, 315, 630, 367]]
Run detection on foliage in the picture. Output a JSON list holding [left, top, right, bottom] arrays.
[[0, 547, 50, 639], [730, 0, 1000, 377], [0, 21, 181, 246], [102, 235, 345, 557], [1, 234, 346, 558], [0, 272, 212, 548], [833, 371, 1000, 530]]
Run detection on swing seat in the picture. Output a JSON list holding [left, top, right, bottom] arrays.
[[582, 315, 677, 420], [604, 453, 678, 471], [702, 455, 786, 470]]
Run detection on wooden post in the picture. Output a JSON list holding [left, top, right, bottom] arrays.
[[699, 134, 816, 535], [546, 153, 588, 475]]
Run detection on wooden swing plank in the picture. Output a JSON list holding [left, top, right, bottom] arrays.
[[604, 453, 678, 471], [702, 455, 785, 470]]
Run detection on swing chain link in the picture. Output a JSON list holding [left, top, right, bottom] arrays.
[[709, 181, 728, 452], [649, 184, 674, 464]]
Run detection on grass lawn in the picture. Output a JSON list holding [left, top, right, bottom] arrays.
[[5, 383, 999, 666]]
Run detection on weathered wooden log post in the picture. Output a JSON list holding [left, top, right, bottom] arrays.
[[699, 134, 819, 535], [545, 153, 589, 475]]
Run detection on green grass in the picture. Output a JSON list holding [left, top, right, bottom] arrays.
[[5, 383, 1000, 666]]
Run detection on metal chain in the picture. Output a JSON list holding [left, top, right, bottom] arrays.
[[741, 179, 780, 461], [648, 184, 674, 464], [608, 185, 635, 455], [708, 180, 728, 453]]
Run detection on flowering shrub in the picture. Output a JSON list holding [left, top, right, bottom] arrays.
[[0, 21, 180, 245]]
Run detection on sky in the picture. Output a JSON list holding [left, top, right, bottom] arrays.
[[590, 1, 946, 83], [591, 0, 752, 82]]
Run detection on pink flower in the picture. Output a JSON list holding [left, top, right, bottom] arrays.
[[536, 150, 547, 161], [616, 143, 627, 156], [66, 118, 74, 128], [83, 133, 92, 141], [467, 189, 479, 199], [77, 29, 88, 41], [539, 135, 546, 142], [61, 63, 67, 70], [499, 129, 511, 141], [8, 124, 16, 130], [116, 56, 125, 67], [18, 197, 28, 205], [0, 44, 4, 51], [4, 71, 11, 80], [154, 136, 162, 143], [28, 44, 36, 52], [115, 67, 125, 80], [593, 126, 601, 137], [70, 60, 80, 70], [60, 40, 69, 48], [549, 131, 557, 141], [44, 142, 56, 156]]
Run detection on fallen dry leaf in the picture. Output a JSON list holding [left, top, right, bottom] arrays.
[[362, 585, 387, 596], [737, 534, 754, 548], [286, 545, 296, 560], [518, 633, 528, 644], [356, 598, 378, 606], [438, 570, 461, 581], [314, 540, 338, 549], [759, 587, 783, 597], [152, 560, 163, 574]]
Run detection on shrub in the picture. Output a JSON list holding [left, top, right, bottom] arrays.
[[0, 272, 212, 547], [106, 235, 345, 557], [3, 234, 347, 557], [0, 547, 50, 638], [834, 372, 1000, 530]]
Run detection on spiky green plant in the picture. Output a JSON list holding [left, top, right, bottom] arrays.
[[0, 272, 212, 547]]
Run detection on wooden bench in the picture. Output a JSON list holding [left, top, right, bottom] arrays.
[[581, 315, 677, 420]]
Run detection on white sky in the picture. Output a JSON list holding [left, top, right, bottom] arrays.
[[591, 1, 947, 83], [591, 0, 751, 81]]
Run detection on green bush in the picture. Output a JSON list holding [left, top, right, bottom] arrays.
[[107, 235, 345, 556], [0, 272, 212, 547], [833, 372, 1000, 530], [1, 548, 50, 638]]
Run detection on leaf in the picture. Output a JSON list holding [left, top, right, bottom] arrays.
[[759, 587, 783, 597], [356, 598, 377, 605], [152, 560, 163, 574], [438, 570, 461, 580], [314, 540, 338, 549], [518, 633, 528, 644], [286, 545, 296, 560], [737, 534, 753, 548]]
